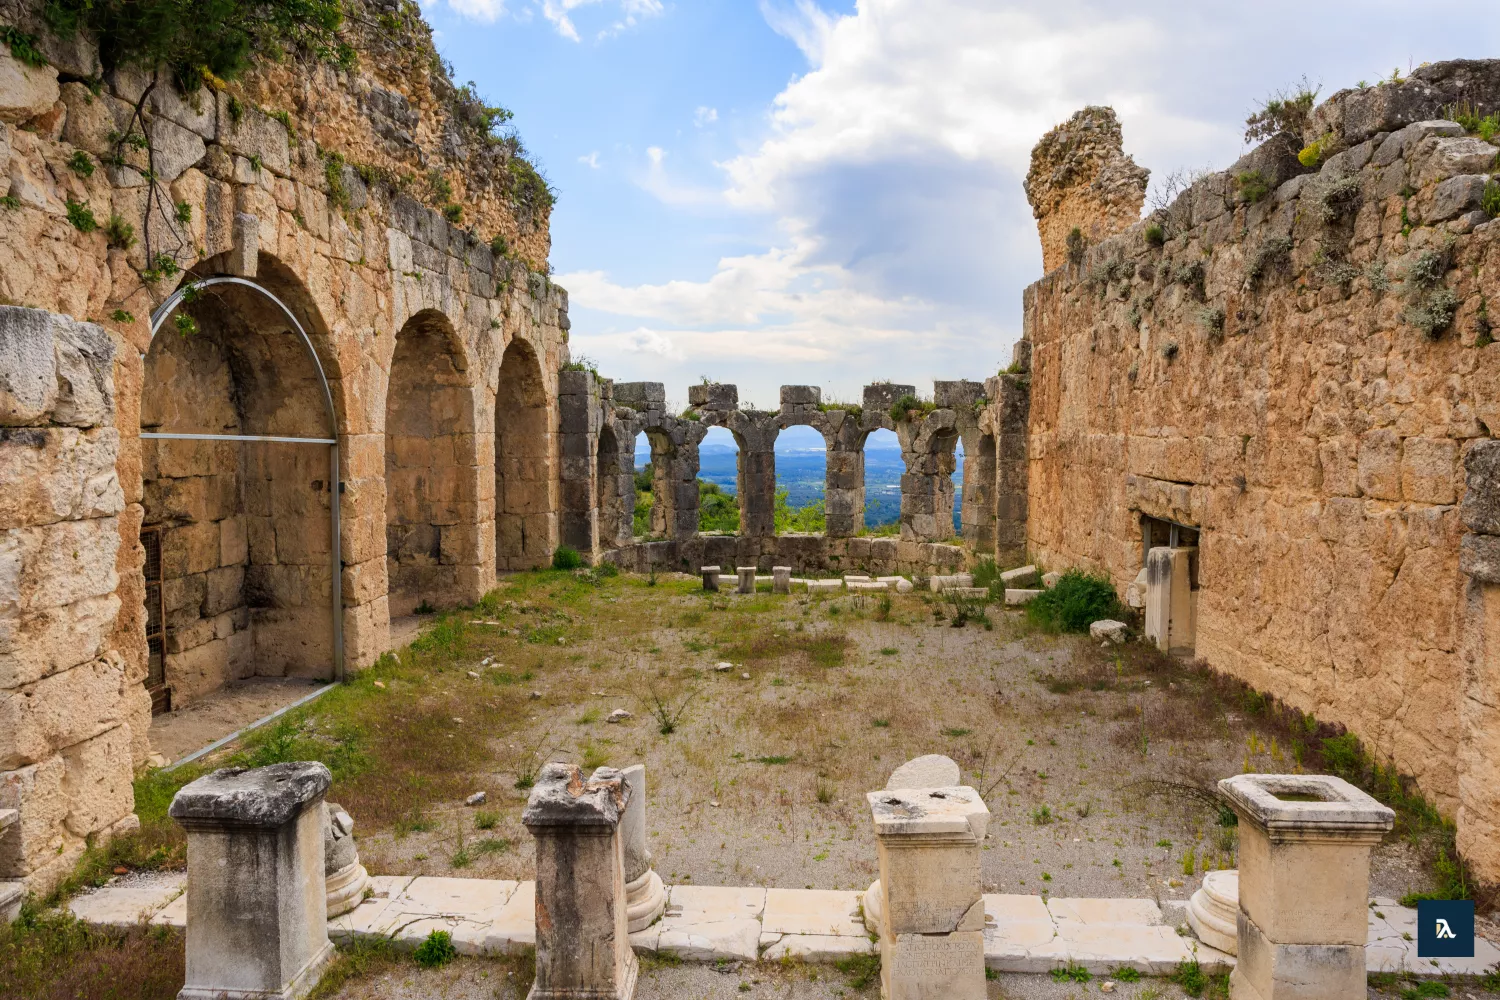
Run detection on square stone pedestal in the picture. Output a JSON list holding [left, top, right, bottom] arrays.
[[867, 786, 990, 1000], [168, 762, 335, 1000], [1219, 773, 1394, 1000], [524, 763, 638, 1000]]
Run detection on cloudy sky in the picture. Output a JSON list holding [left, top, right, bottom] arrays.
[[423, 0, 1499, 409]]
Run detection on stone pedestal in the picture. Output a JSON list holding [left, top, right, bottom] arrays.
[[736, 566, 756, 594], [168, 763, 335, 1000], [867, 785, 989, 1000], [323, 802, 369, 919], [1219, 774, 1393, 1000], [772, 566, 792, 594], [619, 765, 665, 933], [524, 763, 637, 1000], [701, 566, 720, 592], [1187, 869, 1238, 954], [1145, 546, 1197, 654]]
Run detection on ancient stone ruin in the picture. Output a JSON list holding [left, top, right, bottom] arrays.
[[0, 0, 1498, 976]]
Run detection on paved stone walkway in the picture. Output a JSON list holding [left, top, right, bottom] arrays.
[[66, 873, 1500, 977]]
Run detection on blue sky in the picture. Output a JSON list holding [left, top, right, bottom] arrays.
[[422, 0, 1500, 409]]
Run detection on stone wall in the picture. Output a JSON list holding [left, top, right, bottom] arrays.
[[1020, 60, 1500, 883], [0, 0, 570, 893], [0, 308, 143, 892]]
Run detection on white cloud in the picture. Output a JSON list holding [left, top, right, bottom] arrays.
[[634, 146, 720, 206], [693, 106, 719, 127], [540, 0, 663, 41], [579, 150, 601, 168], [444, 0, 502, 22]]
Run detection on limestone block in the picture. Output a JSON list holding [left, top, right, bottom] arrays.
[[216, 96, 291, 175], [0, 308, 116, 428], [0, 426, 122, 531], [146, 114, 206, 184], [1004, 588, 1041, 605], [1412, 136, 1500, 187], [1, 517, 121, 618], [883, 929, 985, 1000], [700, 566, 719, 592], [999, 564, 1037, 586], [1356, 429, 1402, 501], [736, 566, 755, 595], [0, 651, 128, 769], [1232, 910, 1366, 1000], [0, 591, 119, 691], [1462, 439, 1500, 535], [0, 754, 67, 879], [687, 382, 737, 410], [170, 762, 334, 1000], [1460, 533, 1500, 584], [58, 83, 116, 157], [0, 50, 58, 124], [58, 722, 134, 838], [772, 566, 791, 594], [1089, 620, 1128, 643], [1401, 437, 1458, 504]]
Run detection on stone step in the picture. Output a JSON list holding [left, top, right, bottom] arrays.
[[62, 875, 1500, 977]]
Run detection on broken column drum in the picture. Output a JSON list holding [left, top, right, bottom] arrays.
[[323, 802, 369, 919], [1218, 773, 1394, 1000], [866, 783, 989, 1000], [523, 763, 638, 1000], [168, 762, 335, 1000]]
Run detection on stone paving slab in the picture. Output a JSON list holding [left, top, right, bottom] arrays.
[[63, 875, 1500, 977]]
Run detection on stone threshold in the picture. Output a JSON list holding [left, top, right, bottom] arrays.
[[65, 873, 1500, 977]]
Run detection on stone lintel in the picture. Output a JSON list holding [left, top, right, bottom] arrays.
[[613, 382, 665, 410], [169, 763, 332, 828], [867, 787, 989, 842], [688, 383, 737, 410], [1218, 774, 1393, 843], [522, 763, 630, 830], [779, 385, 821, 407], [933, 380, 984, 409], [862, 383, 917, 413]]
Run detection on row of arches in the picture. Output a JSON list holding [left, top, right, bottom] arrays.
[[139, 263, 553, 706]]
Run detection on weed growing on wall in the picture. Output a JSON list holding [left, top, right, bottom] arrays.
[[1244, 76, 1318, 146]]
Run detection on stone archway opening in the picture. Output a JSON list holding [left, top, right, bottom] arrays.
[[773, 424, 826, 534], [698, 425, 740, 534], [633, 429, 677, 540], [930, 427, 960, 542], [141, 278, 338, 707], [385, 310, 477, 615], [861, 428, 901, 536], [496, 339, 554, 570], [596, 424, 625, 549], [962, 433, 998, 552]]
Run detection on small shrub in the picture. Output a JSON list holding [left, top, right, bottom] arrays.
[[65, 199, 97, 233], [835, 951, 880, 990], [1032, 804, 1054, 825], [1298, 133, 1336, 168], [489, 233, 508, 256], [1173, 260, 1206, 300], [1198, 307, 1226, 336], [173, 313, 198, 338], [474, 809, 498, 830], [1111, 966, 1142, 983], [887, 393, 927, 422], [551, 546, 582, 570], [413, 929, 456, 968], [443, 202, 462, 223], [1172, 958, 1207, 997], [1, 24, 48, 67], [1160, 340, 1179, 360], [1050, 963, 1091, 983], [1066, 226, 1087, 265], [1482, 180, 1500, 218], [1244, 77, 1319, 145], [1246, 235, 1293, 287], [1318, 175, 1361, 223], [175, 200, 192, 224], [1234, 170, 1270, 203], [110, 309, 134, 323], [1025, 570, 1123, 633], [67, 150, 95, 177], [104, 214, 136, 250], [1408, 287, 1461, 339]]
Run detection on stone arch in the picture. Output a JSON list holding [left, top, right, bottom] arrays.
[[860, 426, 903, 536], [697, 424, 742, 535], [140, 269, 344, 707], [596, 422, 626, 547], [771, 414, 835, 536], [962, 431, 998, 552], [495, 337, 554, 569], [384, 308, 482, 614]]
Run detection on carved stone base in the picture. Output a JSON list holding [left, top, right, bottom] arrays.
[[325, 861, 370, 919], [624, 869, 665, 933], [861, 879, 882, 936], [1187, 869, 1238, 954]]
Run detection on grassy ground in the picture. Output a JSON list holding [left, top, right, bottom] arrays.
[[7, 567, 1483, 999]]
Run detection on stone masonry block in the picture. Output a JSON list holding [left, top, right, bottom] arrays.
[[779, 385, 820, 407], [0, 308, 117, 428], [1463, 439, 1500, 535], [863, 384, 916, 413], [688, 383, 737, 410], [612, 382, 665, 410]]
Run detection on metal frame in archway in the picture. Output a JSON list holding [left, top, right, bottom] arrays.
[[146, 276, 345, 681]]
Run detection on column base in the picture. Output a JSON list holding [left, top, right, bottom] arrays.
[[860, 880, 882, 936], [1186, 869, 1237, 954], [179, 938, 334, 1000], [527, 948, 637, 1000], [624, 869, 665, 933], [326, 861, 370, 919]]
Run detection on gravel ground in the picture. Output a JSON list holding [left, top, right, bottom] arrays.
[[148, 676, 327, 763], [348, 573, 1437, 908]]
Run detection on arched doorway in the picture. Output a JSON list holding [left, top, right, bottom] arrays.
[[699, 425, 740, 534], [385, 310, 478, 614], [861, 428, 901, 536], [774, 424, 826, 534], [141, 275, 341, 708], [596, 424, 625, 548], [495, 339, 554, 569]]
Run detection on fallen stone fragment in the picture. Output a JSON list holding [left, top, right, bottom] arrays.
[[1089, 619, 1129, 643], [607, 708, 632, 723], [529, 690, 542, 700], [373, 680, 385, 690], [467, 670, 480, 679], [999, 564, 1037, 586], [1005, 588, 1042, 605], [465, 791, 487, 806], [715, 662, 733, 672], [1042, 571, 1062, 588]]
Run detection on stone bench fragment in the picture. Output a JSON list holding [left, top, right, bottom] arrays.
[[1004, 588, 1041, 605], [999, 564, 1037, 586], [1042, 571, 1062, 588], [736, 567, 756, 595], [1219, 773, 1393, 1000], [169, 762, 335, 1000], [807, 579, 842, 595], [876, 575, 915, 593], [929, 573, 974, 593], [843, 575, 871, 584], [1089, 619, 1128, 644], [524, 763, 638, 1000], [847, 581, 889, 593], [772, 567, 791, 594], [947, 587, 989, 600], [701, 566, 720, 592]]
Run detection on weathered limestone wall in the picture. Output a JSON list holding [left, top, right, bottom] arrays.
[[1024, 106, 1150, 274], [1458, 442, 1500, 883], [0, 308, 144, 892], [1022, 60, 1500, 881], [0, 0, 570, 893]]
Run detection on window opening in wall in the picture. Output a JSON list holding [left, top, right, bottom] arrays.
[[495, 339, 552, 570], [1142, 515, 1200, 582], [962, 433, 998, 552], [952, 438, 965, 536], [1141, 514, 1201, 657], [774, 424, 826, 534], [861, 428, 901, 535], [698, 425, 740, 534], [140, 525, 170, 715]]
